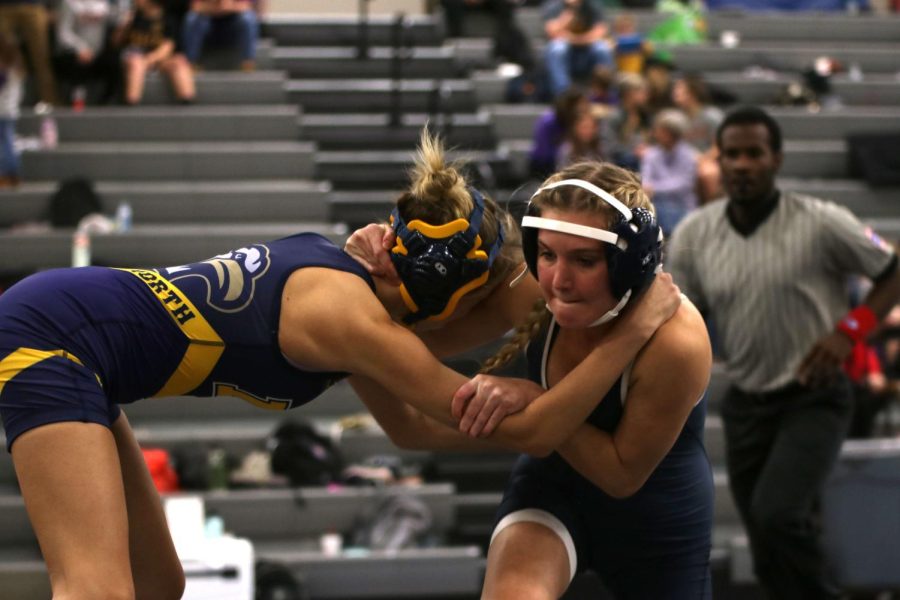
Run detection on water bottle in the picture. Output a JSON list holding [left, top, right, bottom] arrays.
[[115, 200, 132, 232], [71, 230, 91, 267], [35, 102, 58, 149], [207, 447, 229, 490], [72, 85, 86, 113]]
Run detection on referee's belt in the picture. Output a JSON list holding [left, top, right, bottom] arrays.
[[733, 381, 808, 403]]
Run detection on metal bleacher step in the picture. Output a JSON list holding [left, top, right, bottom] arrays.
[[202, 483, 458, 540], [523, 37, 900, 75], [498, 138, 853, 180], [666, 42, 900, 75], [510, 8, 900, 44], [0, 484, 475, 599], [272, 46, 461, 79], [699, 12, 900, 44], [300, 112, 495, 151], [470, 69, 900, 107], [487, 104, 900, 143], [778, 178, 900, 218], [286, 78, 479, 113], [20, 141, 316, 182], [1, 180, 331, 228], [254, 542, 484, 599], [141, 71, 289, 105], [316, 148, 512, 190], [0, 222, 349, 272], [19, 105, 301, 143], [262, 14, 443, 47], [0, 543, 485, 600], [705, 72, 900, 106], [328, 189, 398, 226]]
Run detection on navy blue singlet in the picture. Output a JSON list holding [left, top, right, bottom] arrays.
[[494, 318, 714, 599], [0, 233, 372, 449]]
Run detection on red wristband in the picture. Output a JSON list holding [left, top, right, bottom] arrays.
[[837, 305, 878, 344]]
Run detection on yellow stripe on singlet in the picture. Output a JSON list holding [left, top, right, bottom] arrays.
[[117, 268, 225, 397], [0, 348, 101, 395]]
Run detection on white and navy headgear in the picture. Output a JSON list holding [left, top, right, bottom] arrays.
[[522, 178, 662, 326], [390, 187, 505, 325]]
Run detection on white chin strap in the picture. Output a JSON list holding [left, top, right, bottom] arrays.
[[545, 288, 631, 327]]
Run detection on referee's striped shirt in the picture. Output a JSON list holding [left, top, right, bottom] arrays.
[[666, 191, 895, 394]]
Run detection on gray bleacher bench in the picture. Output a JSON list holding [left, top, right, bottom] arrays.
[[0, 180, 332, 228], [0, 223, 348, 272]]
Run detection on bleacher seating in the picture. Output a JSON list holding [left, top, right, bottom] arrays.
[[1, 4, 899, 599]]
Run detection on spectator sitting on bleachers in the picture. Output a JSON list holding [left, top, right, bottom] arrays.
[[0, 0, 57, 104], [612, 12, 653, 75], [118, 0, 195, 105], [605, 71, 650, 172], [640, 108, 698, 237], [528, 86, 589, 178], [671, 72, 723, 204], [53, 0, 126, 105], [642, 53, 676, 115], [541, 0, 614, 98], [181, 0, 261, 72], [587, 64, 616, 106], [556, 108, 606, 167]]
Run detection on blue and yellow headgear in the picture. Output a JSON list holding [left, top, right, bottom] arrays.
[[390, 187, 505, 325]]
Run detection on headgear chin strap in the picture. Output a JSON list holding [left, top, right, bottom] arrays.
[[390, 187, 505, 325], [522, 178, 662, 327]]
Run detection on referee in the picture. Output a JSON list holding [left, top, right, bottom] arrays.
[[666, 105, 900, 599]]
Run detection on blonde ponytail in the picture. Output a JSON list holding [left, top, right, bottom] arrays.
[[480, 298, 550, 373]]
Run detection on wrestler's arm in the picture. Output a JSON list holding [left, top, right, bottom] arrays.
[[279, 268, 672, 456], [555, 301, 712, 498]]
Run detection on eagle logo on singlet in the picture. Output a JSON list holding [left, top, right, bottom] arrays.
[[163, 244, 271, 313]]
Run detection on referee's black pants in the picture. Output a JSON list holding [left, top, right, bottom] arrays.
[[721, 377, 852, 600]]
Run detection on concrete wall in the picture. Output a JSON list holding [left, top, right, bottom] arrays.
[[268, 0, 428, 16]]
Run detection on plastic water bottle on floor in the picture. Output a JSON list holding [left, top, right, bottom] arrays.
[[72, 85, 87, 112], [115, 200, 133, 232], [35, 102, 58, 149], [71, 230, 91, 267]]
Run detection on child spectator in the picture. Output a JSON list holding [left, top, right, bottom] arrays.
[[612, 12, 653, 74], [640, 108, 697, 237], [0, 31, 23, 188], [118, 0, 195, 105]]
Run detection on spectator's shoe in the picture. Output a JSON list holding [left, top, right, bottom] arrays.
[[240, 60, 256, 73]]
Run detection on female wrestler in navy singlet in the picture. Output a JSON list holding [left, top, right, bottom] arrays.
[[0, 130, 681, 600], [453, 161, 715, 599]]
